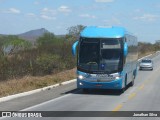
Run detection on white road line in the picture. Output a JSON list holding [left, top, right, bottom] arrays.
[[21, 94, 72, 111], [21, 89, 81, 111]]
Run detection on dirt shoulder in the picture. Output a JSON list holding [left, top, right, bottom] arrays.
[[0, 68, 76, 97]]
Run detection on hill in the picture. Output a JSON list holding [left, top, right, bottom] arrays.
[[0, 28, 66, 43], [18, 28, 49, 43]]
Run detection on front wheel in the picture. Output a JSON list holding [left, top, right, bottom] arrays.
[[130, 75, 135, 87], [82, 88, 89, 93], [120, 76, 127, 93], [120, 87, 125, 93]]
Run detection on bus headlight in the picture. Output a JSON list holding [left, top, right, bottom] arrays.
[[115, 74, 123, 80], [115, 76, 121, 80], [110, 73, 122, 80], [78, 75, 85, 80]]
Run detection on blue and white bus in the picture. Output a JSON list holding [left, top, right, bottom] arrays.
[[72, 26, 138, 92]]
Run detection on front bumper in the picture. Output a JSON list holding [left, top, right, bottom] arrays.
[[139, 66, 153, 70], [77, 78, 123, 90]]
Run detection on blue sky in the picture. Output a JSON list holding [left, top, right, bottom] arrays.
[[0, 0, 160, 43]]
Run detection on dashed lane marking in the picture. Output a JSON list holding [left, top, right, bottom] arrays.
[[128, 92, 136, 100], [112, 104, 123, 111]]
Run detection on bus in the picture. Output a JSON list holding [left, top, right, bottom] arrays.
[[72, 26, 138, 92]]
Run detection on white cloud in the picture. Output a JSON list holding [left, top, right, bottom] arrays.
[[42, 8, 49, 12], [40, 8, 57, 20], [58, 5, 71, 13], [95, 0, 114, 3], [27, 13, 36, 17], [79, 14, 96, 19], [3, 8, 21, 14], [41, 8, 57, 15], [134, 14, 159, 21], [40, 15, 56, 20]]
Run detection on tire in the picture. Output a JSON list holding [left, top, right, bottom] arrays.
[[120, 87, 125, 93], [130, 75, 134, 87], [120, 76, 127, 93], [82, 88, 89, 93]]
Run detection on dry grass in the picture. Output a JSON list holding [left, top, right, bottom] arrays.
[[138, 51, 155, 59], [0, 68, 76, 97]]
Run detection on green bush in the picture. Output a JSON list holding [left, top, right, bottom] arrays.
[[34, 54, 60, 75], [0, 35, 76, 81]]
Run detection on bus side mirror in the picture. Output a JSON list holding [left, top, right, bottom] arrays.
[[72, 41, 79, 56], [124, 42, 128, 57]]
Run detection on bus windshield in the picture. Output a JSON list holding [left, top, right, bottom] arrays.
[[78, 37, 123, 74]]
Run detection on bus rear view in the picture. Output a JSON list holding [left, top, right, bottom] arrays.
[[72, 26, 138, 93]]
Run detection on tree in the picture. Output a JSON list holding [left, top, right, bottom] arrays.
[[37, 33, 56, 46], [66, 25, 86, 41], [0, 36, 7, 55], [1, 35, 32, 55]]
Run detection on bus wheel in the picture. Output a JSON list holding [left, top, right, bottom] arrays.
[[120, 88, 125, 93], [82, 88, 89, 93], [121, 76, 127, 93], [130, 75, 135, 87]]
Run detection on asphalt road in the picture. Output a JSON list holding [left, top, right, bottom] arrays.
[[1, 52, 160, 120]]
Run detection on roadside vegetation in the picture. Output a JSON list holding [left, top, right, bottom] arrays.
[[138, 42, 160, 58], [0, 25, 160, 97], [0, 33, 76, 81]]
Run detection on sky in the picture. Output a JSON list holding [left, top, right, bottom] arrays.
[[0, 0, 160, 43]]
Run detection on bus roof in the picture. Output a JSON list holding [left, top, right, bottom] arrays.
[[80, 26, 128, 38]]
